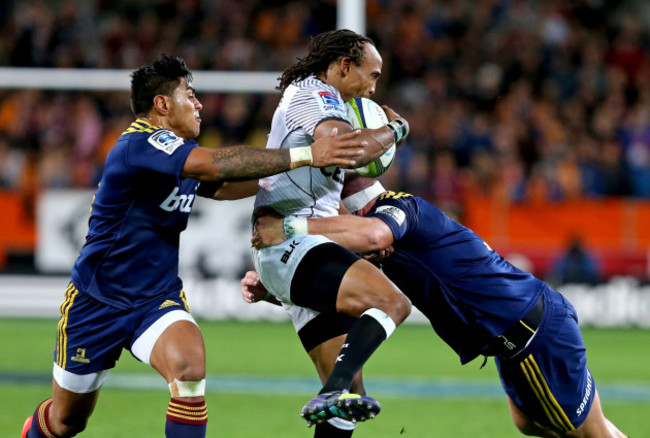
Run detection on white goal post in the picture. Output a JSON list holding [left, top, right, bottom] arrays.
[[0, 0, 365, 93]]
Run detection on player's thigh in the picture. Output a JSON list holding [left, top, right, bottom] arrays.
[[253, 235, 334, 304], [54, 284, 130, 390], [137, 312, 205, 382], [496, 289, 595, 435], [506, 394, 562, 438], [336, 258, 409, 320]]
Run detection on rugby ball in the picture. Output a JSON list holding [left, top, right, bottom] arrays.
[[345, 97, 396, 177]]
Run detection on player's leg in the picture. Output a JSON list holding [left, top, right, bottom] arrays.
[[24, 379, 101, 438], [292, 245, 410, 392], [505, 394, 562, 438], [295, 310, 363, 436], [254, 238, 408, 424], [496, 288, 627, 438], [135, 308, 207, 438], [24, 284, 116, 437]]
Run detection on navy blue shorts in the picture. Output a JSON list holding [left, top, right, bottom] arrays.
[[54, 282, 192, 374], [495, 287, 595, 433]]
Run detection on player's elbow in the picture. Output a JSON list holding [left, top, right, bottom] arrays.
[[364, 227, 392, 251]]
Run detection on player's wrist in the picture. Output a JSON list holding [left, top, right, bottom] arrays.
[[386, 118, 408, 144], [289, 146, 313, 170], [283, 217, 308, 239]]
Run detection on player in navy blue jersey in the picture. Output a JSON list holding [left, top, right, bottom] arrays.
[[20, 54, 371, 438], [248, 172, 627, 437]]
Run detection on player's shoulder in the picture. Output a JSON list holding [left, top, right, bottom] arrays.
[[120, 119, 187, 155], [291, 77, 341, 102]]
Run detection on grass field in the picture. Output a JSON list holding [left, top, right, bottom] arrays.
[[2, 318, 649, 437]]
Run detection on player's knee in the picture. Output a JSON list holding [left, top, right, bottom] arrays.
[[50, 415, 89, 437], [391, 292, 411, 323], [173, 362, 206, 383], [376, 289, 411, 324], [166, 348, 205, 382]]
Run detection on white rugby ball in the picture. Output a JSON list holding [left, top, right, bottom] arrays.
[[345, 97, 396, 177]]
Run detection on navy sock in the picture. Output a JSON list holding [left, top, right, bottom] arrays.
[[26, 399, 53, 438], [320, 313, 388, 393], [165, 398, 208, 438]]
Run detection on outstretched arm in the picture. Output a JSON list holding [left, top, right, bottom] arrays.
[[253, 213, 394, 253], [182, 128, 364, 181]]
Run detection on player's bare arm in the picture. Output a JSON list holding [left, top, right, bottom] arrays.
[[252, 213, 393, 253], [181, 128, 364, 181], [210, 180, 260, 200]]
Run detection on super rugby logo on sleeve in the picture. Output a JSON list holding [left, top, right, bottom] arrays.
[[315, 91, 345, 113], [376, 205, 406, 226], [148, 130, 185, 155]]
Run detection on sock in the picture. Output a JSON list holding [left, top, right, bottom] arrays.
[[320, 309, 395, 393], [165, 398, 208, 438], [27, 399, 54, 438], [314, 417, 356, 437]]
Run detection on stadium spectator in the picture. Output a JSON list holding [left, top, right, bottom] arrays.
[[248, 172, 627, 438], [3, 0, 650, 208], [548, 236, 602, 286], [251, 29, 412, 435], [20, 54, 366, 438]]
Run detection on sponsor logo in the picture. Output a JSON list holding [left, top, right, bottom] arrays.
[[71, 347, 90, 364], [576, 370, 593, 416], [318, 91, 340, 106], [497, 334, 516, 351], [160, 187, 195, 212], [375, 205, 406, 226], [148, 130, 185, 155], [281, 240, 300, 264], [159, 299, 180, 309]]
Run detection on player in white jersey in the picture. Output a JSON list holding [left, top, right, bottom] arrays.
[[252, 30, 412, 437]]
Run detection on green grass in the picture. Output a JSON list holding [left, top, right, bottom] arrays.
[[2, 319, 649, 437]]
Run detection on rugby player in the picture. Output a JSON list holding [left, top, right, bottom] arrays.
[[251, 29, 412, 435], [248, 172, 628, 438], [20, 54, 371, 438]]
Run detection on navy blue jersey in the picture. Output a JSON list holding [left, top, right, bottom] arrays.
[[71, 119, 217, 310], [367, 191, 545, 364]]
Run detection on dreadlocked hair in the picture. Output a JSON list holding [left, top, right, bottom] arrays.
[[130, 54, 193, 117], [277, 29, 374, 92]]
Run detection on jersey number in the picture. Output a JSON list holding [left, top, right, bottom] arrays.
[[320, 167, 343, 183]]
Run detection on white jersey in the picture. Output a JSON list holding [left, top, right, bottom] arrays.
[[254, 76, 350, 219]]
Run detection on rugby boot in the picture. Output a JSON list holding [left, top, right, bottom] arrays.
[[20, 416, 33, 438], [301, 390, 381, 427]]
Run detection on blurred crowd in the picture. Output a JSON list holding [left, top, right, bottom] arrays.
[[2, 0, 650, 221]]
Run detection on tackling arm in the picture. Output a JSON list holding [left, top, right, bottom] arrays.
[[253, 213, 394, 253], [181, 128, 363, 181]]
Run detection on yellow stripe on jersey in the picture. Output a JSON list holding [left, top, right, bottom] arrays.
[[56, 285, 79, 369], [520, 355, 575, 432], [179, 290, 191, 313], [380, 190, 413, 201], [121, 118, 161, 135]]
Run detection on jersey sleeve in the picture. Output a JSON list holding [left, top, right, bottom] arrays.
[[286, 86, 349, 136], [366, 196, 414, 241], [127, 129, 198, 176]]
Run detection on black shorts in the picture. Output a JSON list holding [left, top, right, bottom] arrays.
[[290, 242, 360, 313]]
